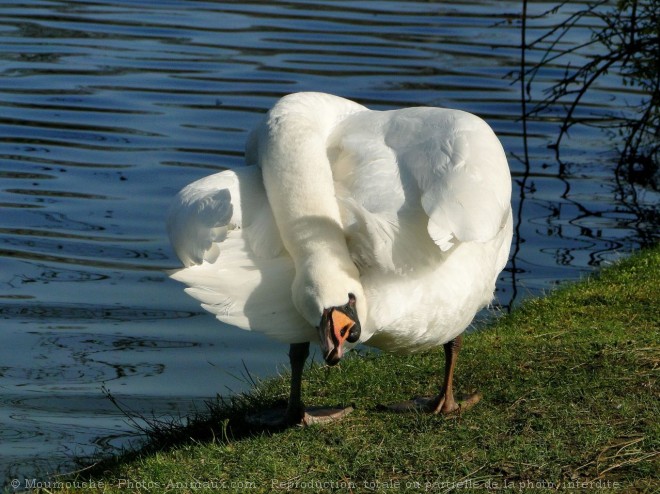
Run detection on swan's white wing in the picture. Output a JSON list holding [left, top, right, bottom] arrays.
[[329, 107, 511, 272], [168, 171, 233, 267], [167, 166, 313, 343], [385, 108, 511, 250]]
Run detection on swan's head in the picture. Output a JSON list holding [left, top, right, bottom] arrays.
[[317, 293, 361, 366]]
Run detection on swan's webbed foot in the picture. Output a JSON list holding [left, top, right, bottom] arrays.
[[430, 390, 482, 414], [285, 402, 355, 426], [246, 342, 353, 428], [382, 336, 481, 415], [302, 406, 354, 425], [383, 390, 481, 415], [247, 404, 353, 428]]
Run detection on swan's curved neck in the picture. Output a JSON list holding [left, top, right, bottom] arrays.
[[256, 93, 368, 327]]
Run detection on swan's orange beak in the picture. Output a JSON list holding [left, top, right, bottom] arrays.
[[318, 295, 361, 366]]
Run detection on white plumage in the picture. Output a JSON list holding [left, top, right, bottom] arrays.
[[168, 92, 512, 423]]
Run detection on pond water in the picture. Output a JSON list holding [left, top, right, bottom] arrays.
[[0, 0, 656, 485]]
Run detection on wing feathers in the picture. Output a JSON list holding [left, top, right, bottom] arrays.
[[168, 167, 310, 343], [331, 107, 511, 269]]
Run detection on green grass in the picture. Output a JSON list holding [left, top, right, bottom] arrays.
[[35, 247, 658, 493]]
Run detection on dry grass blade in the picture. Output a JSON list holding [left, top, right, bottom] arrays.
[[593, 436, 658, 479]]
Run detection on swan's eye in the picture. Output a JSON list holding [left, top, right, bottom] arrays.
[[347, 324, 361, 343]]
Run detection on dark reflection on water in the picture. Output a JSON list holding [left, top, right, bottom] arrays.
[[0, 0, 657, 485], [0, 303, 196, 322]]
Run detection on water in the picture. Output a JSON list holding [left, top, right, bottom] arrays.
[[0, 0, 656, 485]]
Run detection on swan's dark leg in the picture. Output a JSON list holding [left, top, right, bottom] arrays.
[[247, 341, 352, 427], [431, 336, 472, 413], [283, 342, 309, 424], [384, 335, 481, 414]]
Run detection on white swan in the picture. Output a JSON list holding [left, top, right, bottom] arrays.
[[168, 92, 512, 425]]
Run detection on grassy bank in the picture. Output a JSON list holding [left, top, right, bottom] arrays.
[[37, 247, 658, 492]]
